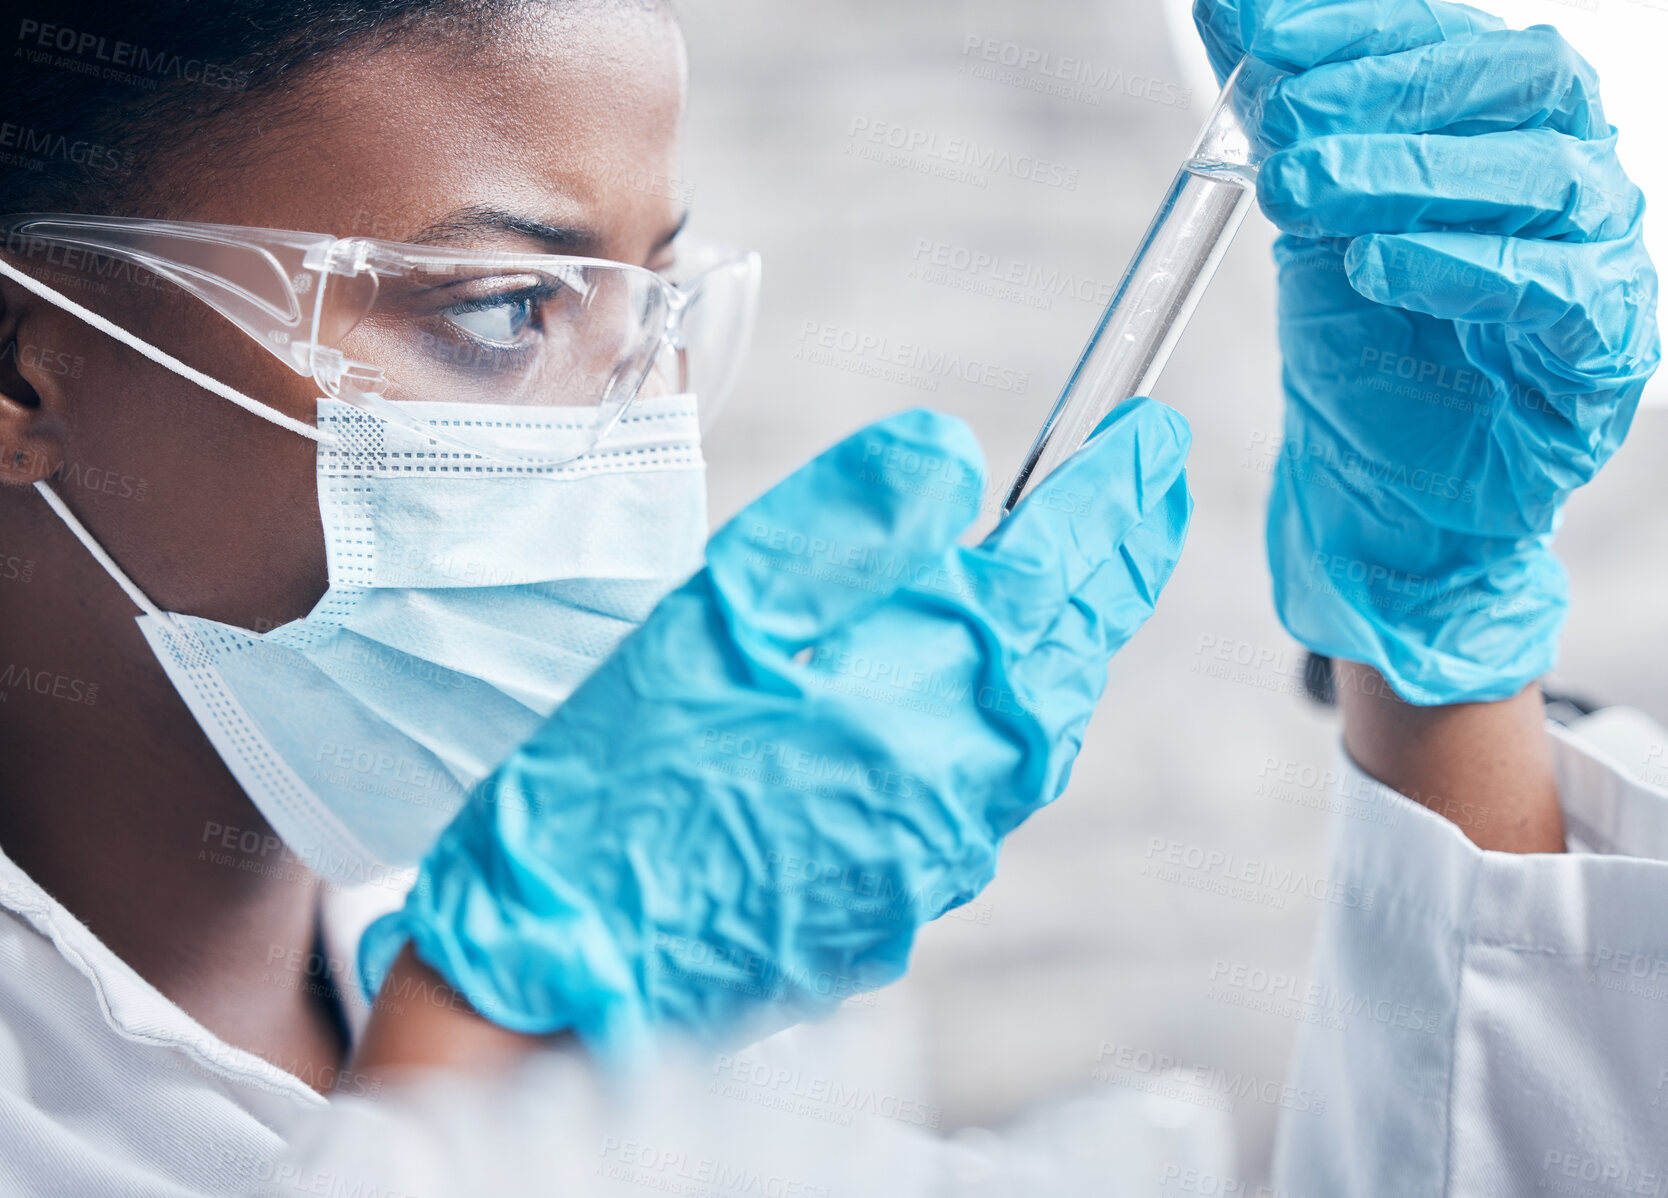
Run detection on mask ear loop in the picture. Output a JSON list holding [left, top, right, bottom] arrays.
[[0, 256, 338, 446], [32, 480, 164, 619]]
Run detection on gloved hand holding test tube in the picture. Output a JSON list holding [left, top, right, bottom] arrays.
[[1005, 55, 1288, 510]]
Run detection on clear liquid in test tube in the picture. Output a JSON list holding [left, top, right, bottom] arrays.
[[1003, 56, 1289, 512]]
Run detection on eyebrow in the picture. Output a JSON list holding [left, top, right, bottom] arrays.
[[407, 206, 596, 253], [407, 205, 691, 260]]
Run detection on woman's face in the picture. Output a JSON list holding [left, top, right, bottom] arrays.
[[0, 3, 688, 631]]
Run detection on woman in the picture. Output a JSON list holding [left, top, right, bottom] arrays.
[[0, 0, 1659, 1194], [0, 0, 703, 1095], [0, 0, 1195, 1190]]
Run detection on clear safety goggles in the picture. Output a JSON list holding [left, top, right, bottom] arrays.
[[0, 213, 762, 464]]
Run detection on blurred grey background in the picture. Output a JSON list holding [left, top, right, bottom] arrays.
[[674, 0, 1668, 1182]]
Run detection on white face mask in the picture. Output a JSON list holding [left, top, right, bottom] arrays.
[[14, 262, 707, 886]]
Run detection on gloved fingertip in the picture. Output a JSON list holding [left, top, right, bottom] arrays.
[[854, 407, 989, 513], [1193, 0, 1247, 85], [705, 407, 990, 646], [1089, 394, 1190, 455], [1146, 396, 1193, 461], [1440, 1, 1509, 37], [1341, 233, 1391, 302], [1237, 0, 1276, 62], [1078, 396, 1192, 511], [975, 399, 1192, 641], [1254, 150, 1310, 233], [1193, 0, 1241, 39], [1245, 0, 1503, 69], [1132, 468, 1198, 586]]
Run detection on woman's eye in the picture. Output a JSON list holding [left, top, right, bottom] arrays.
[[444, 294, 537, 344]]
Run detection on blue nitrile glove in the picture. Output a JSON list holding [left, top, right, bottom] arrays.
[[1196, 0, 1660, 704], [359, 398, 1192, 1065]]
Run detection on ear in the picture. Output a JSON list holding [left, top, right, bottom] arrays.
[[0, 272, 67, 488]]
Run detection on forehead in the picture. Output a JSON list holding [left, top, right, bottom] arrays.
[[178, 5, 688, 254]]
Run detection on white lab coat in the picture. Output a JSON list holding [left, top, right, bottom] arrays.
[[0, 847, 324, 1196], [3, 713, 1665, 1196], [1273, 711, 1668, 1198]]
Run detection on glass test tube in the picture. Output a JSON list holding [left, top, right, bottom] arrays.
[[1003, 56, 1288, 512]]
